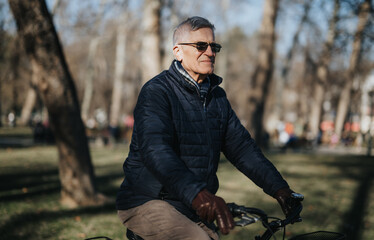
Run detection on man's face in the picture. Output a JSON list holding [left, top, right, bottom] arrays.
[[173, 28, 216, 83]]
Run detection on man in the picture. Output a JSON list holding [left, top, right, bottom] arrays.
[[116, 16, 301, 240]]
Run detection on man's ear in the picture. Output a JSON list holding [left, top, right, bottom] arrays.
[[173, 45, 183, 61]]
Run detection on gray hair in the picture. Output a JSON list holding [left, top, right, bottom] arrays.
[[173, 16, 215, 45]]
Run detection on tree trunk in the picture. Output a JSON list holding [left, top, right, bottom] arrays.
[[0, 73, 2, 127], [19, 85, 37, 125], [216, 0, 230, 90], [297, 47, 316, 131], [268, 1, 310, 133], [141, 0, 162, 85], [109, 18, 127, 128], [309, 0, 340, 140], [162, 1, 179, 70], [19, 0, 61, 126], [0, 88, 2, 127], [334, 0, 371, 138], [81, 38, 99, 123], [81, 0, 108, 123], [281, 2, 310, 85], [9, 0, 108, 207], [246, 0, 279, 146]]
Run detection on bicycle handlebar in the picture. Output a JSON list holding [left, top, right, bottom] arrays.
[[228, 193, 304, 240]]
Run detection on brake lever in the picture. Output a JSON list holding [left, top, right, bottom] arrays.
[[235, 214, 259, 227]]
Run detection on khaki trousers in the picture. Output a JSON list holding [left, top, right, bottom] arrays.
[[118, 200, 219, 240]]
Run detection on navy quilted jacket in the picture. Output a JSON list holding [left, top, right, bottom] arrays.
[[116, 60, 288, 219]]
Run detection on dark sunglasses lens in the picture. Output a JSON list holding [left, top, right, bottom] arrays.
[[196, 42, 209, 51], [210, 43, 221, 53], [194, 42, 221, 52]]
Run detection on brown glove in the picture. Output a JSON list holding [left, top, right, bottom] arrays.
[[274, 188, 302, 217], [192, 189, 235, 235]]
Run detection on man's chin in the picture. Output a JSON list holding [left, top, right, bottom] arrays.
[[200, 67, 214, 75]]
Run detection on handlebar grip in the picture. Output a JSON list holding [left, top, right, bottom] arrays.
[[282, 202, 303, 226], [287, 192, 304, 224]]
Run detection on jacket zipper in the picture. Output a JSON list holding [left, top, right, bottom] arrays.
[[197, 86, 217, 183], [194, 84, 218, 113], [190, 81, 219, 184]]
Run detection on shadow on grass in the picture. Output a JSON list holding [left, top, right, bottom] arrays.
[[284, 154, 373, 240], [220, 153, 374, 240], [0, 202, 116, 240], [0, 162, 123, 201], [0, 168, 122, 240], [328, 155, 374, 240], [288, 154, 373, 240], [0, 168, 61, 201]]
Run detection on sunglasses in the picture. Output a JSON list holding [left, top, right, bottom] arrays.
[[178, 42, 222, 53]]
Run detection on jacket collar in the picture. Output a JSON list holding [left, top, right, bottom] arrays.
[[169, 60, 222, 93]]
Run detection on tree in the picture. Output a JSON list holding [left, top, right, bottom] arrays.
[[334, 0, 372, 138], [80, 0, 109, 123], [216, 0, 231, 90], [81, 37, 100, 123], [0, 1, 7, 127], [309, 0, 340, 140], [9, 0, 108, 207], [267, 0, 311, 134], [19, 0, 61, 126], [19, 84, 37, 125], [141, 0, 162, 85], [280, 1, 311, 84], [109, 13, 127, 130], [246, 0, 279, 146]]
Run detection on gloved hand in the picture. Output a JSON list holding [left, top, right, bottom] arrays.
[[274, 188, 303, 218], [192, 189, 235, 235]]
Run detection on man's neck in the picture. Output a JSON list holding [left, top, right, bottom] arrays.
[[178, 62, 207, 84], [196, 77, 206, 84], [187, 70, 206, 84]]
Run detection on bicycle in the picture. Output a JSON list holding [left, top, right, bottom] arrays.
[[226, 193, 345, 240], [86, 193, 346, 240]]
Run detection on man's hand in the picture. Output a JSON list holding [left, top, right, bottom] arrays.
[[192, 189, 235, 235], [274, 188, 303, 220]]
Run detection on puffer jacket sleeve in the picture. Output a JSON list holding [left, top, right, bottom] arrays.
[[135, 78, 206, 206], [222, 101, 289, 197]]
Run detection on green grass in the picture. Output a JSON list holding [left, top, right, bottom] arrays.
[[0, 145, 373, 240], [219, 153, 374, 240], [0, 126, 33, 138], [0, 145, 126, 240]]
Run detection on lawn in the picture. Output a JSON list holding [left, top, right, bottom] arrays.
[[0, 144, 373, 240]]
